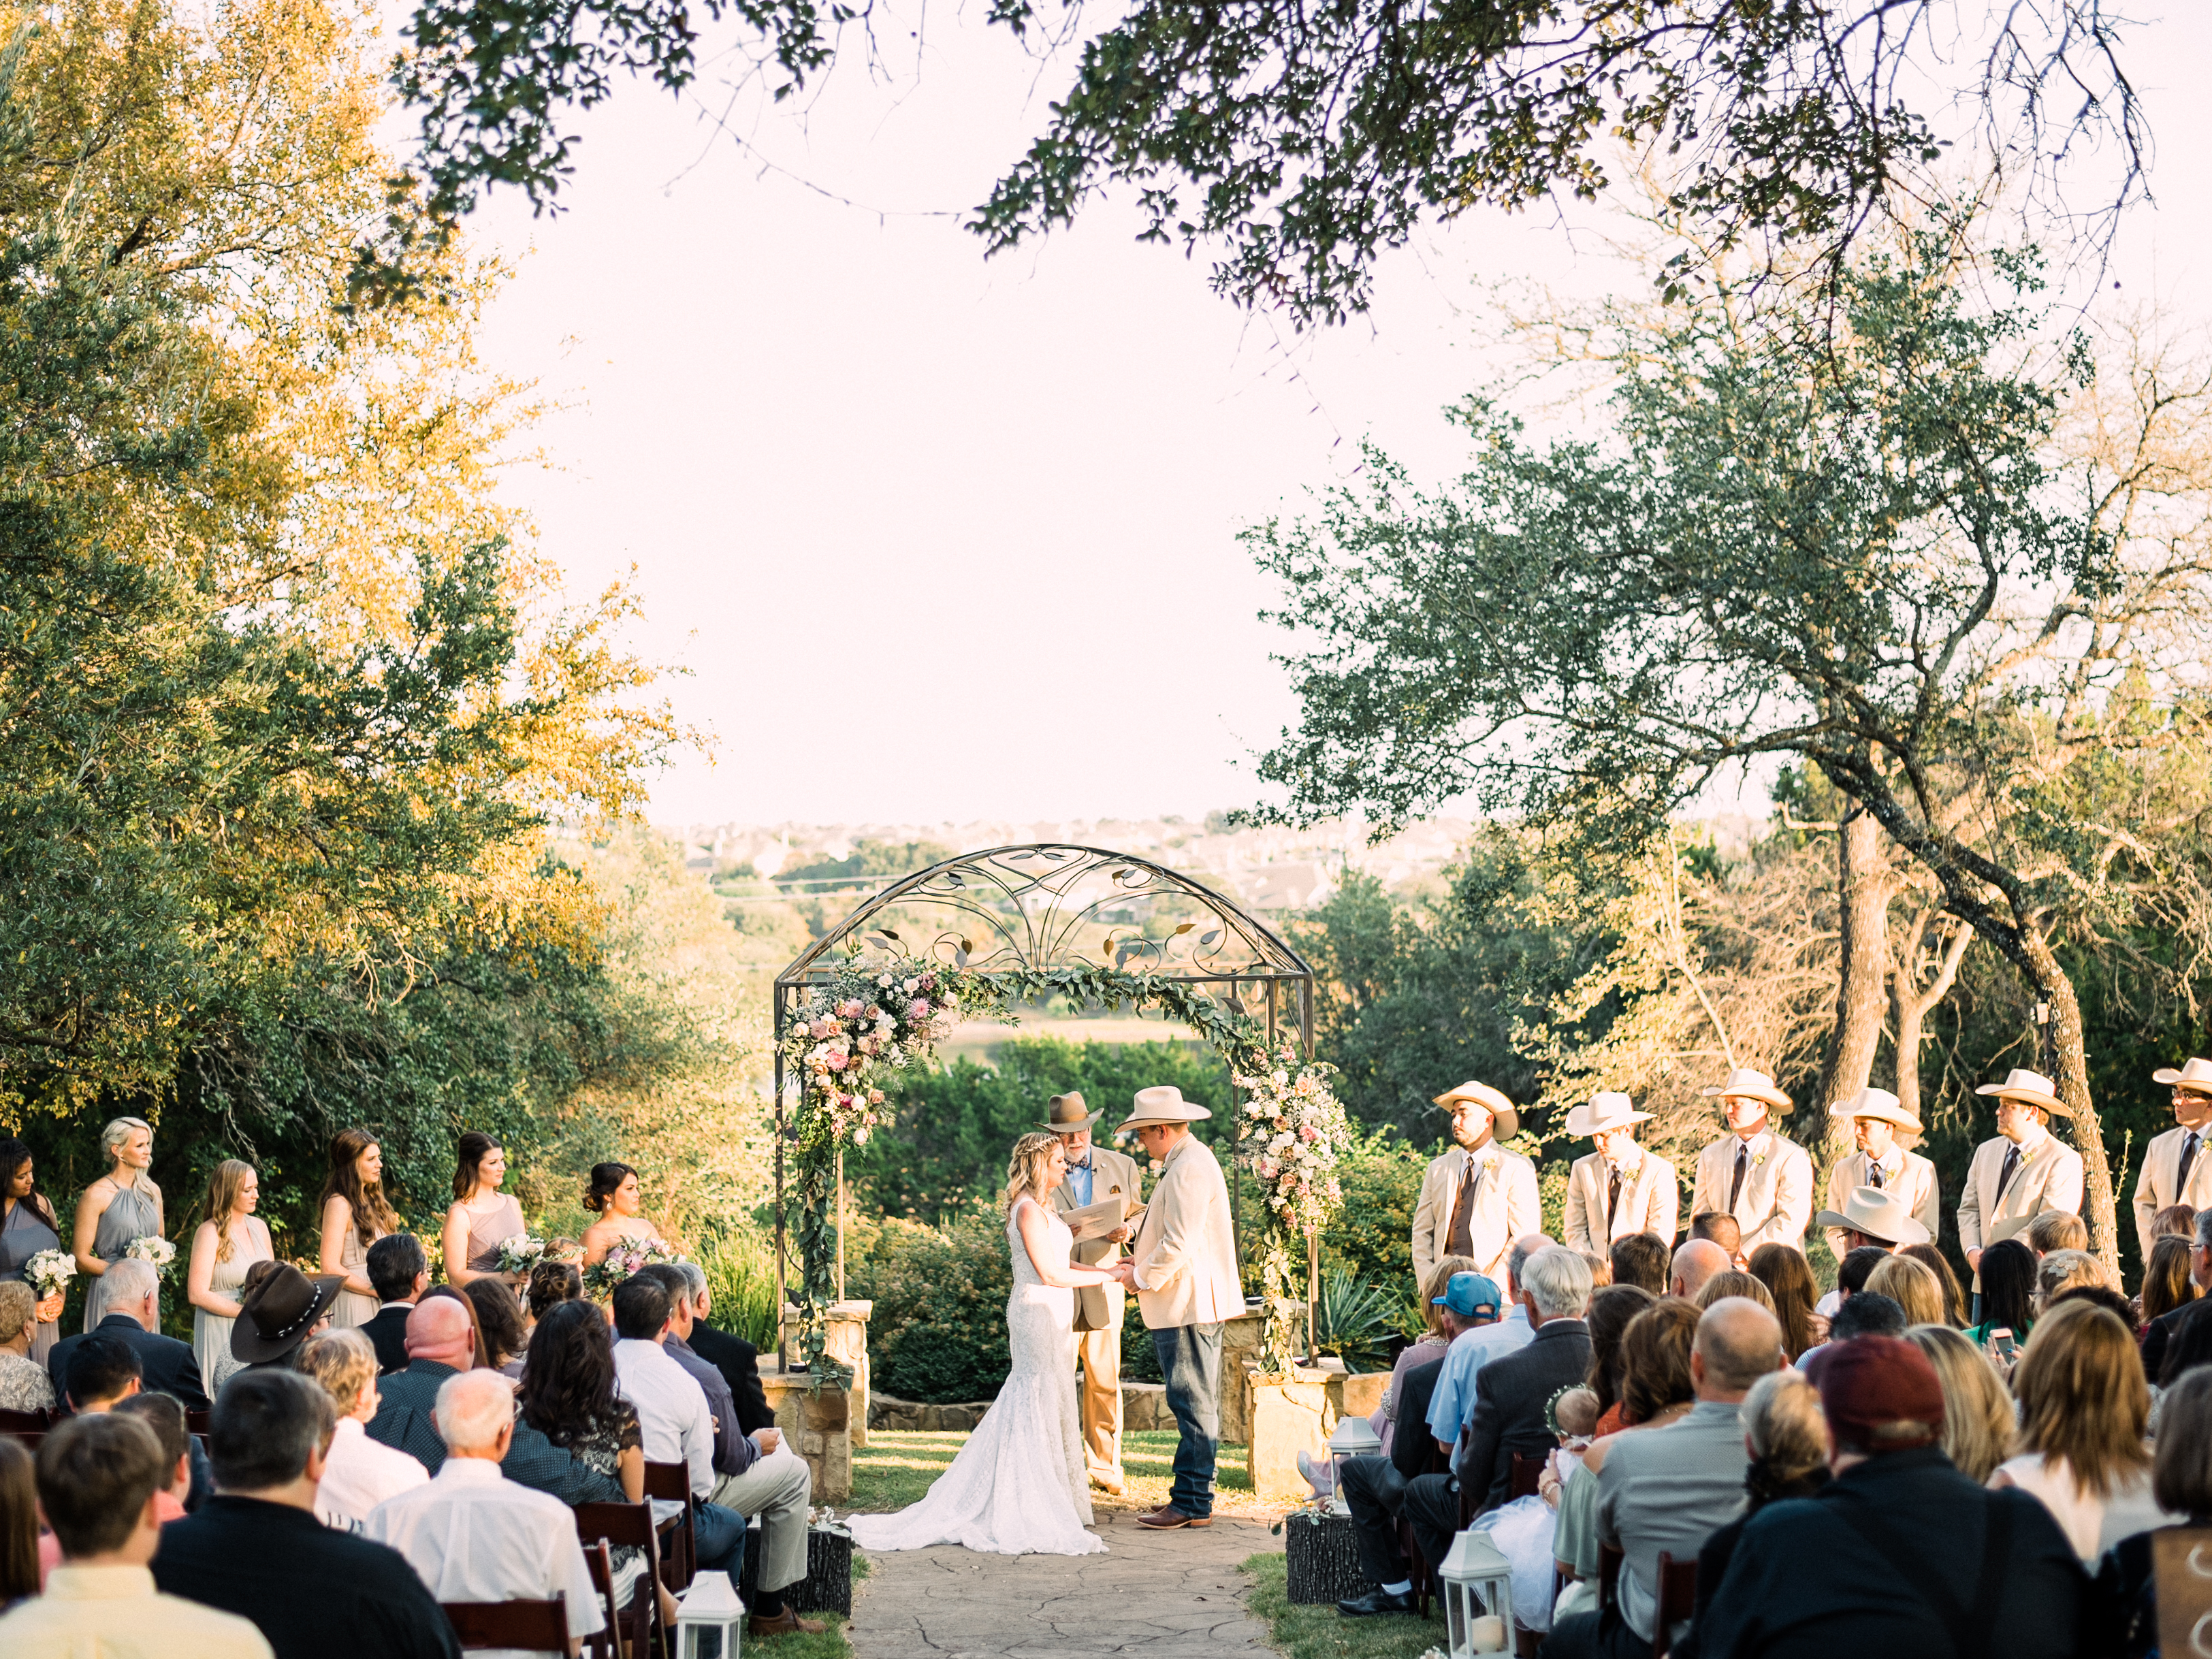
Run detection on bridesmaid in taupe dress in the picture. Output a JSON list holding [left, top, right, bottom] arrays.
[[318, 1128, 401, 1327], [0, 1139, 65, 1363], [71, 1117, 164, 1332], [443, 1130, 525, 1287]]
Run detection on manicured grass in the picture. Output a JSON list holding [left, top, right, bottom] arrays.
[[1242, 1551, 1444, 1659], [846, 1427, 1274, 1517]]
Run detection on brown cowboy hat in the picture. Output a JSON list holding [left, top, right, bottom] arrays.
[[1035, 1091, 1103, 1132], [231, 1263, 344, 1364]]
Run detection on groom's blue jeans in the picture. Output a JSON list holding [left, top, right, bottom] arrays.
[[1153, 1322, 1223, 1517]]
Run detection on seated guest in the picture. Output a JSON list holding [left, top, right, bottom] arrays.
[[1583, 1285, 1657, 1437], [206, 1263, 277, 1394], [1688, 1213, 1742, 1266], [0, 1415, 271, 1656], [1826, 1292, 1905, 1342], [2053, 1283, 2141, 1335], [1358, 1256, 1475, 1459], [112, 1393, 193, 1526], [459, 1277, 528, 1379], [229, 1264, 344, 1375], [2098, 1366, 2212, 1658], [1668, 1239, 1729, 1302], [1863, 1255, 1945, 1327], [1677, 1372, 1829, 1655], [2152, 1204, 2198, 1244], [1426, 1236, 1552, 1443], [524, 1259, 583, 1337], [360, 1236, 429, 1376], [1555, 1302, 1701, 1598], [1609, 1234, 1669, 1298], [48, 1259, 208, 1409], [2145, 1211, 2212, 1381], [1991, 1299, 2168, 1563], [2027, 1209, 2090, 1258], [2141, 1233, 2199, 1328], [1692, 1272, 1775, 1315], [2035, 1248, 2113, 1317], [0, 1283, 56, 1413], [296, 1330, 428, 1532], [151, 1369, 459, 1659], [1333, 1344, 1458, 1615], [64, 1336, 142, 1414], [1691, 1335, 2084, 1658], [1580, 1251, 1614, 1289], [1900, 1324, 2015, 1484], [1899, 1243, 1968, 1328], [1548, 1299, 1786, 1658], [366, 1370, 605, 1654], [0, 1437, 32, 1607], [1814, 1242, 1892, 1319], [1744, 1244, 1822, 1362], [1964, 1237, 2039, 1347]]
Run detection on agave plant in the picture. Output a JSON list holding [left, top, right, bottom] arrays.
[[1313, 1264, 1403, 1372]]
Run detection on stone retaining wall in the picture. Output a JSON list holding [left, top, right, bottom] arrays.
[[870, 1380, 1176, 1434]]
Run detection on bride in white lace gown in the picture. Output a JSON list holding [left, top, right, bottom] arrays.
[[849, 1133, 1123, 1556]]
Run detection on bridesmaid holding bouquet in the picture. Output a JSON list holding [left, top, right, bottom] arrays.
[[319, 1129, 401, 1327], [443, 1131, 525, 1288], [0, 1138, 66, 1363], [187, 1160, 274, 1383], [71, 1117, 164, 1332], [578, 1163, 666, 1268]]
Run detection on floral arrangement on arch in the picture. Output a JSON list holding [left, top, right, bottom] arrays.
[[780, 955, 967, 1156], [1232, 1042, 1351, 1374]]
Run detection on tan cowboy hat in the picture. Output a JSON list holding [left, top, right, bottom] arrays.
[[1121, 1085, 1213, 1129], [1700, 1067, 1794, 1115], [1036, 1091, 1102, 1132], [1827, 1086, 1923, 1135], [1974, 1067, 2070, 1117], [1433, 1080, 1520, 1143], [1564, 1092, 1650, 1138], [2154, 1057, 2212, 1095], [1812, 1185, 1932, 1248]]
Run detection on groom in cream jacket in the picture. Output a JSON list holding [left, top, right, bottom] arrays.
[[1112, 1085, 1241, 1532]]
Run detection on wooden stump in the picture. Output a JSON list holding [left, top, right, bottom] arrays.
[[1284, 1510, 1371, 1605], [740, 1523, 854, 1617]]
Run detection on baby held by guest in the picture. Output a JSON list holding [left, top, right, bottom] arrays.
[[1539, 1386, 1601, 1507]]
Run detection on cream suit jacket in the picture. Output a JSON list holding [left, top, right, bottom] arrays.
[[1561, 1150, 1679, 1253], [1051, 1144, 1144, 1332], [1821, 1149, 1940, 1259], [1688, 1131, 1814, 1253], [1956, 1131, 2085, 1256], [2133, 1125, 2212, 1259], [1410, 1145, 1542, 1287], [1128, 1135, 1243, 1330]]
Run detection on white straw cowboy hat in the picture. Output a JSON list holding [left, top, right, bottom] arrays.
[[1701, 1067, 1794, 1115], [1974, 1067, 2070, 1117], [1433, 1080, 1520, 1144], [1565, 1092, 1651, 1138], [1120, 1085, 1213, 1129], [1036, 1091, 1103, 1132], [2154, 1058, 2212, 1094], [1812, 1185, 1932, 1248], [1827, 1086, 1923, 1135]]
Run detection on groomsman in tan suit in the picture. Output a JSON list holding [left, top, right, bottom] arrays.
[[1957, 1069, 2086, 1272], [1822, 1088, 1940, 1260], [1112, 1086, 1242, 1530], [2132, 1057, 2212, 1261], [1688, 1068, 1814, 1254], [1410, 1082, 1541, 1286], [1560, 1093, 1679, 1252], [1042, 1091, 1144, 1495]]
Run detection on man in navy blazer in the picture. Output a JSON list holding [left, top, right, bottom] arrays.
[[48, 1257, 208, 1411]]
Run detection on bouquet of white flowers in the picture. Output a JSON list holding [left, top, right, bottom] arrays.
[[496, 1234, 547, 1275], [22, 1248, 76, 1300], [125, 1235, 177, 1274]]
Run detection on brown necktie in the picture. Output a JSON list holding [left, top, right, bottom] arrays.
[[1728, 1143, 1749, 1216], [1446, 1159, 1479, 1256], [1994, 1144, 2021, 1204], [1607, 1166, 1622, 1231]]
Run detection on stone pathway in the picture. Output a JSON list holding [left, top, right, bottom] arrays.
[[849, 1509, 1281, 1659]]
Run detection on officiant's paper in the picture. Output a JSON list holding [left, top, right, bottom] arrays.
[[1064, 1195, 1139, 1242]]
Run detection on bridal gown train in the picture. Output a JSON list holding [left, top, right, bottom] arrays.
[[848, 1197, 1106, 1556]]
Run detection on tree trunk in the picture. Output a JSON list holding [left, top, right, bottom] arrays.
[[1889, 910, 1973, 1125], [2019, 927, 2121, 1275], [1818, 809, 1889, 1151]]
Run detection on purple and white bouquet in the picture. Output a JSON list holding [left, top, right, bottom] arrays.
[[581, 1236, 678, 1300]]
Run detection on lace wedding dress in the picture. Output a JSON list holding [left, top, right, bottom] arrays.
[[848, 1197, 1104, 1556]]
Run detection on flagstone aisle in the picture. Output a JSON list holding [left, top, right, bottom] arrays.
[[848, 1509, 1280, 1659]]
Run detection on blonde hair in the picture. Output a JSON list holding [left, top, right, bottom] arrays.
[[1865, 1255, 1945, 1327], [1694, 1272, 1776, 1315], [1741, 1371, 1828, 1481], [1903, 1323, 2016, 1484], [2026, 1210, 2089, 1255], [99, 1118, 152, 1162], [1421, 1255, 1481, 1338], [1003, 1133, 1063, 1214], [0, 1281, 33, 1343], [297, 1329, 378, 1416], [202, 1161, 256, 1263], [2034, 1247, 2114, 1312], [2011, 1299, 2151, 1500]]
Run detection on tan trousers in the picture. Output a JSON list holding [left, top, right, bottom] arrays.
[[709, 1445, 812, 1592], [1076, 1324, 1123, 1485]]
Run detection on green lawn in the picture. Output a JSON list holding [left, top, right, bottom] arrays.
[[1242, 1552, 1445, 1659], [848, 1428, 1266, 1517]]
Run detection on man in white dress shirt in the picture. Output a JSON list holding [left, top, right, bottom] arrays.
[[1561, 1093, 1678, 1253], [2134, 1058, 2212, 1261], [1688, 1068, 1814, 1255], [1821, 1088, 1940, 1260], [367, 1369, 604, 1658], [295, 1329, 428, 1533], [1410, 1081, 1541, 1286], [1957, 1069, 2086, 1274]]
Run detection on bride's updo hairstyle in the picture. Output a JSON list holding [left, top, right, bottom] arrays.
[[584, 1162, 638, 1214], [1002, 1133, 1062, 1214]]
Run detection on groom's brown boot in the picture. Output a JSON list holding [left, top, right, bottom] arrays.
[[1136, 1504, 1211, 1529]]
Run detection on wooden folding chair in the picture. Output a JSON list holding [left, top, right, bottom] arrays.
[[0, 1408, 49, 1436], [1598, 1541, 1624, 1612], [581, 1539, 626, 1659], [1507, 1451, 1547, 1500], [1411, 1432, 1454, 1617], [1651, 1549, 1699, 1659], [442, 1593, 568, 1652], [641, 1460, 697, 1591], [575, 1501, 664, 1659]]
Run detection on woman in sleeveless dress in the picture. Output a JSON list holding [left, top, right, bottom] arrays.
[[443, 1131, 526, 1288], [0, 1138, 66, 1364], [578, 1162, 664, 1267], [187, 1160, 274, 1383], [71, 1116, 164, 1333], [850, 1133, 1119, 1557], [319, 1129, 401, 1327]]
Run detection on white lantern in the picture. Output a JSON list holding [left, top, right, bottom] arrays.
[[1325, 1413, 1381, 1515], [1438, 1528, 1515, 1656], [674, 1573, 746, 1659]]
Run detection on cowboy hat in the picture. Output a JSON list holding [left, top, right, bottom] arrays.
[[2154, 1057, 2212, 1095], [1036, 1091, 1102, 1132], [1700, 1067, 1794, 1115], [1433, 1081, 1520, 1144], [1974, 1067, 2070, 1117], [1827, 1086, 1923, 1135], [1812, 1185, 1932, 1248], [231, 1263, 345, 1364], [1120, 1085, 1213, 1129], [1565, 1092, 1651, 1139]]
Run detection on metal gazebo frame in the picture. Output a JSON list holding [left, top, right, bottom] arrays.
[[770, 843, 1317, 1370]]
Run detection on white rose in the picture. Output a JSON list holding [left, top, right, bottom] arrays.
[[878, 974, 894, 987]]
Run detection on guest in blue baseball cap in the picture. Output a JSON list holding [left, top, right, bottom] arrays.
[[1434, 1272, 1503, 1323]]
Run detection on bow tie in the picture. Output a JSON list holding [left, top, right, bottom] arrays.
[[1068, 1159, 1092, 1172]]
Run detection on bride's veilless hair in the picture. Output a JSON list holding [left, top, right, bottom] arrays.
[[1003, 1133, 1062, 1214]]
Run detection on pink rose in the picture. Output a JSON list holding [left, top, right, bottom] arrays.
[[824, 1049, 848, 1071]]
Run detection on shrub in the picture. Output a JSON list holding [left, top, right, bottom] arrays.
[[849, 1209, 1016, 1403], [696, 1225, 780, 1351], [1320, 1127, 1428, 1291]]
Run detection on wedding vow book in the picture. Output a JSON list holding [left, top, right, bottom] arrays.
[[1063, 1195, 1142, 1243]]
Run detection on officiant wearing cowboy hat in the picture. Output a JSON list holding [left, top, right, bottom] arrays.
[[1561, 1092, 1679, 1253], [1410, 1081, 1541, 1287], [1688, 1067, 1814, 1255], [2133, 1058, 2212, 1261], [1112, 1085, 1241, 1531], [1040, 1090, 1144, 1495], [1957, 1069, 2084, 1272], [1814, 1185, 1933, 1255], [1822, 1088, 1940, 1261]]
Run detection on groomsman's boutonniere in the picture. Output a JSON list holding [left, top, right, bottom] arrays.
[[1751, 1151, 1767, 1169], [1477, 1149, 1503, 1177]]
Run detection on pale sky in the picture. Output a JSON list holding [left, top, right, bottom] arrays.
[[464, 8, 2212, 831]]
